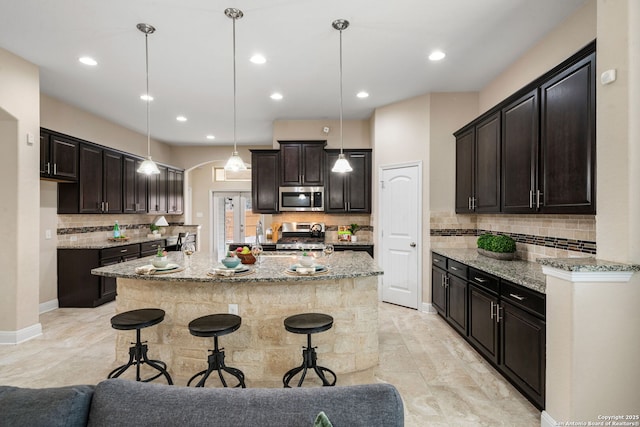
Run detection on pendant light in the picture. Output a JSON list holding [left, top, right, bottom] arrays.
[[331, 19, 353, 173], [136, 23, 160, 175], [224, 8, 248, 172]]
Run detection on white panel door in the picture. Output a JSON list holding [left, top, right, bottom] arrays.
[[380, 164, 421, 308]]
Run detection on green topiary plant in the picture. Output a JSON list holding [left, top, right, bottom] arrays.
[[477, 234, 516, 253]]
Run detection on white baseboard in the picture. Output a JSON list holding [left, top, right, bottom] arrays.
[[0, 322, 43, 345], [420, 302, 438, 313], [541, 411, 557, 427], [39, 299, 59, 314]]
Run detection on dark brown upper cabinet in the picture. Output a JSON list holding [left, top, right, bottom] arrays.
[[251, 150, 280, 213], [325, 149, 372, 213], [167, 168, 184, 214], [40, 130, 79, 182], [58, 143, 122, 214], [455, 112, 500, 214], [539, 52, 595, 214], [456, 41, 595, 215], [123, 155, 148, 213], [279, 141, 326, 186], [148, 165, 168, 214]]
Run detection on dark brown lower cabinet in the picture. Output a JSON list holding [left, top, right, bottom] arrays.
[[446, 275, 467, 336], [431, 252, 546, 410], [468, 284, 499, 364], [500, 300, 546, 409]]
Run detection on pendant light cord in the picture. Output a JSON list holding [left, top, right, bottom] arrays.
[[339, 28, 344, 155], [232, 15, 237, 153], [145, 32, 151, 158]]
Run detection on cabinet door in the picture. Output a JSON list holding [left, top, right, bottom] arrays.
[[474, 113, 501, 213], [500, 301, 546, 409], [468, 284, 499, 364], [148, 165, 168, 213], [540, 52, 595, 214], [455, 127, 475, 213], [50, 135, 79, 181], [135, 159, 148, 212], [280, 143, 302, 186], [78, 144, 104, 213], [40, 132, 50, 176], [123, 156, 137, 213], [431, 267, 447, 315], [446, 274, 468, 336], [301, 143, 324, 186], [502, 90, 538, 213], [251, 150, 280, 213], [103, 149, 123, 213], [325, 151, 347, 212], [345, 152, 371, 212], [173, 170, 184, 214], [99, 257, 119, 301]]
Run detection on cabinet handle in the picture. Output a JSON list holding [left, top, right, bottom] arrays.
[[474, 277, 486, 283], [468, 196, 472, 210], [105, 202, 109, 212], [120, 249, 128, 253], [450, 266, 459, 271], [441, 275, 445, 287], [53, 163, 57, 175], [433, 258, 441, 263], [471, 197, 476, 210], [445, 277, 449, 288], [536, 190, 543, 208], [46, 162, 51, 175], [509, 293, 525, 301], [529, 190, 533, 209], [496, 305, 503, 323], [490, 301, 495, 320]]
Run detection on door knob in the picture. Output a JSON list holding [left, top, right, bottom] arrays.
[[410, 242, 416, 247]]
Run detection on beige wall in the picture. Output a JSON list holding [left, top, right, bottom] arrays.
[[272, 119, 371, 149], [0, 47, 41, 336], [479, 0, 597, 113]]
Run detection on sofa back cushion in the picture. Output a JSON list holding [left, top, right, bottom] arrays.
[[88, 379, 403, 427], [0, 384, 94, 427]]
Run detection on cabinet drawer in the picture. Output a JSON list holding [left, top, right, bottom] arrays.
[[469, 268, 499, 295], [141, 240, 166, 253], [501, 281, 545, 319], [447, 260, 468, 279], [432, 253, 447, 268], [102, 244, 140, 260]]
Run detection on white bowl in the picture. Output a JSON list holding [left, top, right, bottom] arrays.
[[152, 256, 169, 268], [298, 255, 315, 267]]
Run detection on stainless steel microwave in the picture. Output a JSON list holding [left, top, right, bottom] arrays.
[[279, 186, 324, 212]]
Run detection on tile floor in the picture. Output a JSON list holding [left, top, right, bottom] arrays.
[[0, 302, 540, 426]]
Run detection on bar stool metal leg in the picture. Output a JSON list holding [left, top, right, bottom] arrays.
[[187, 336, 246, 388], [108, 329, 173, 385], [283, 333, 336, 388]]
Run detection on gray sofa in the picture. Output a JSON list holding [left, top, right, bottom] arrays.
[[0, 379, 404, 427]]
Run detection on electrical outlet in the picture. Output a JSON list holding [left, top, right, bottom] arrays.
[[45, 229, 52, 240], [70, 236, 78, 242], [228, 304, 238, 315]]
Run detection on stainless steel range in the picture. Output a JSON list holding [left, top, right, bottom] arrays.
[[276, 222, 325, 251]]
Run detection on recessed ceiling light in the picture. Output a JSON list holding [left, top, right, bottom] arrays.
[[206, 135, 215, 140], [140, 94, 154, 101], [176, 116, 187, 122], [270, 93, 283, 100], [356, 91, 369, 98], [78, 56, 97, 66], [429, 50, 446, 61], [250, 54, 266, 64]]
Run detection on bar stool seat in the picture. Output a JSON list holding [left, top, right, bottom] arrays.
[[187, 314, 246, 388], [108, 308, 173, 385], [282, 313, 337, 387]]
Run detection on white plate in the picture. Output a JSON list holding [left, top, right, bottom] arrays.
[[212, 265, 250, 275], [288, 264, 327, 273], [216, 264, 248, 271], [151, 263, 180, 271]]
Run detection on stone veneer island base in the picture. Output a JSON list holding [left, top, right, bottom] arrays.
[[93, 252, 382, 384]]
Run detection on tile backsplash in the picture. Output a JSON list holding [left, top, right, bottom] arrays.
[[430, 211, 596, 261]]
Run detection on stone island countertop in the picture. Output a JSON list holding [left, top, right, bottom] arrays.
[[91, 250, 382, 282], [536, 257, 640, 273], [91, 250, 382, 384], [432, 248, 547, 294]]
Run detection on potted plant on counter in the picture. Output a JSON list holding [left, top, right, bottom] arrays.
[[348, 223, 361, 242], [477, 233, 516, 260], [152, 247, 169, 268]]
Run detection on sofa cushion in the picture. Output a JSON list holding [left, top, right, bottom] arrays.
[[88, 379, 403, 427], [0, 384, 94, 427]]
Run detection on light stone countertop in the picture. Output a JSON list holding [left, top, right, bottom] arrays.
[[432, 248, 547, 294], [91, 250, 383, 283], [58, 235, 172, 249], [537, 257, 640, 272]]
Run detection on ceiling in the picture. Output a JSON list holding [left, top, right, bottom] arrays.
[[0, 0, 586, 147]]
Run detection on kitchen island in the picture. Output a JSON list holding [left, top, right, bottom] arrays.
[[92, 251, 382, 384]]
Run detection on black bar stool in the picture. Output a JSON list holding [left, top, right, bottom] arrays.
[[108, 308, 173, 385], [187, 314, 246, 388], [282, 313, 337, 387]]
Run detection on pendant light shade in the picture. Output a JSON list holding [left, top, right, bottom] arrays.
[[136, 23, 160, 175], [331, 19, 353, 173], [224, 8, 248, 172]]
